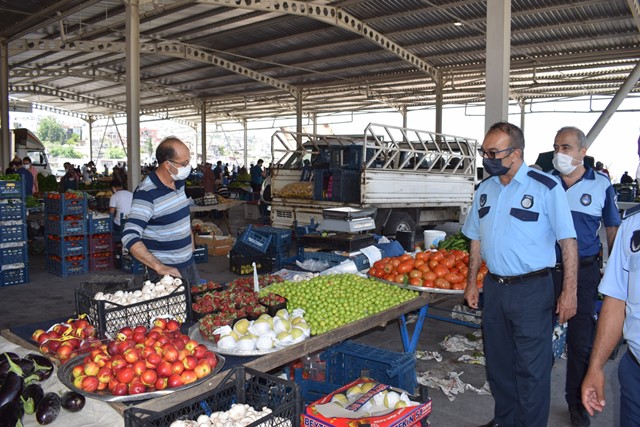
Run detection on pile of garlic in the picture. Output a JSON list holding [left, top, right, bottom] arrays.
[[169, 404, 291, 427], [93, 275, 184, 307], [215, 309, 310, 352]]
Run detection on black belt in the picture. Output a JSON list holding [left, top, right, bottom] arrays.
[[555, 255, 599, 270], [630, 351, 640, 368], [489, 268, 551, 285]]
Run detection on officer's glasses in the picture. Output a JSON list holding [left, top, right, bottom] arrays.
[[477, 147, 515, 159]]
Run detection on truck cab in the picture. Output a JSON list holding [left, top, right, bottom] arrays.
[[12, 128, 53, 176]]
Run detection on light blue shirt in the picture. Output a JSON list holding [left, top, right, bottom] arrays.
[[462, 163, 576, 276], [598, 207, 640, 361]]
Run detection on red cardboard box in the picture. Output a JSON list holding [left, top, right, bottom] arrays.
[[302, 377, 431, 427]]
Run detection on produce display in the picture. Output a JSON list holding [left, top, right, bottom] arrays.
[[368, 249, 487, 291], [275, 181, 313, 199], [93, 275, 185, 307], [31, 316, 101, 363], [45, 190, 86, 200], [61, 320, 219, 398], [436, 231, 471, 251], [0, 351, 84, 426], [191, 219, 223, 236], [169, 403, 281, 427], [261, 274, 419, 335]]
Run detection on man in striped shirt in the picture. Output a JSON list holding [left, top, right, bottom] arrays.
[[122, 137, 200, 285]]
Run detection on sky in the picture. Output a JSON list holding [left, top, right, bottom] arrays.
[[10, 94, 640, 182]]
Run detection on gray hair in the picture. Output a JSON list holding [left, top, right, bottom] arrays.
[[557, 126, 587, 149]]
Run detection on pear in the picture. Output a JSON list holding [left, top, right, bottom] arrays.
[[359, 381, 376, 393], [383, 391, 400, 408], [346, 385, 362, 401], [233, 319, 250, 336], [394, 401, 408, 410], [331, 393, 348, 407]]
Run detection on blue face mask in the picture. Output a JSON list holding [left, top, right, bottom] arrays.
[[483, 157, 511, 176]]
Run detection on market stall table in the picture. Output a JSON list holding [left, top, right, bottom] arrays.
[[189, 200, 243, 234]]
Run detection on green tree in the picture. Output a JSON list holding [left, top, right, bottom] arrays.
[[48, 143, 82, 158], [107, 146, 126, 159], [146, 136, 153, 158], [37, 116, 67, 145], [66, 133, 80, 145]]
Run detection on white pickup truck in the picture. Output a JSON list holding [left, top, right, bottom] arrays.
[[269, 123, 477, 235]]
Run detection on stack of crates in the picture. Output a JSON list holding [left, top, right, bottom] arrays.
[[44, 192, 88, 277], [87, 213, 113, 272], [235, 225, 293, 270], [0, 178, 29, 286]]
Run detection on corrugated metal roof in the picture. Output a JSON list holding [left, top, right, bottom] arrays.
[[2, 0, 639, 125]]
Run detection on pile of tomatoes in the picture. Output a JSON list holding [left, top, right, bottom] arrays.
[[368, 249, 488, 290]]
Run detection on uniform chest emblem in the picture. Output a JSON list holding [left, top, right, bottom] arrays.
[[580, 194, 592, 206], [631, 230, 640, 253], [479, 194, 487, 207], [521, 195, 534, 209]]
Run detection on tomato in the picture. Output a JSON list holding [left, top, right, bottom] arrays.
[[399, 253, 413, 262], [433, 265, 449, 278], [408, 269, 422, 279], [382, 263, 394, 274], [414, 259, 425, 268], [391, 259, 401, 268], [423, 271, 437, 281], [418, 264, 431, 273], [430, 252, 444, 262], [441, 256, 456, 268], [428, 260, 440, 269], [394, 274, 406, 284], [415, 252, 429, 261], [396, 260, 415, 274], [451, 249, 466, 261], [408, 278, 422, 287], [384, 274, 396, 282], [434, 278, 451, 289], [422, 280, 434, 288], [452, 282, 466, 290], [444, 272, 461, 284], [458, 265, 469, 277]]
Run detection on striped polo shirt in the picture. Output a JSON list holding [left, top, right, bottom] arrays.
[[122, 171, 193, 268]]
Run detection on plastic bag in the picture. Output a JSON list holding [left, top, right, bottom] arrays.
[[295, 259, 330, 272]]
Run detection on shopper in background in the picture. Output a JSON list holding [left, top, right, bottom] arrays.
[[463, 122, 578, 427], [250, 159, 266, 192], [581, 203, 640, 427], [61, 162, 79, 191], [22, 156, 38, 194], [549, 126, 621, 427], [121, 137, 200, 285], [5, 161, 17, 175], [202, 162, 215, 193], [594, 161, 610, 180], [620, 171, 634, 184], [109, 179, 133, 238], [15, 158, 34, 196]]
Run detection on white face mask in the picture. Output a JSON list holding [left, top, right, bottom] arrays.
[[552, 152, 578, 175], [169, 162, 191, 181], [23, 164, 30, 170]]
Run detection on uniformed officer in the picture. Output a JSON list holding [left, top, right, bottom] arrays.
[[549, 126, 621, 427], [463, 122, 579, 427], [582, 202, 640, 427]]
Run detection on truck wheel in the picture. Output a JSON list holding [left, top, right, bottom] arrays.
[[384, 212, 416, 235]]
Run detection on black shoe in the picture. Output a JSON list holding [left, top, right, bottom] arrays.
[[569, 404, 591, 427], [477, 421, 499, 427]]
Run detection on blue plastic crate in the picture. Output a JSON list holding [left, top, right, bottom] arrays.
[[121, 254, 145, 275], [234, 224, 273, 255], [194, 244, 209, 264], [46, 256, 88, 278], [44, 193, 88, 215], [320, 340, 417, 393], [0, 180, 24, 199], [0, 199, 26, 221], [46, 236, 87, 257], [45, 215, 86, 236], [293, 368, 342, 404], [0, 243, 28, 265], [87, 213, 112, 234], [0, 223, 27, 243], [1, 265, 29, 287]]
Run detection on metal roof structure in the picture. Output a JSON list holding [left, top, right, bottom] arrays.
[[2, 0, 640, 127]]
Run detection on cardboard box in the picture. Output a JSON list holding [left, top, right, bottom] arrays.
[[302, 377, 431, 427], [244, 202, 261, 220], [194, 234, 234, 256]]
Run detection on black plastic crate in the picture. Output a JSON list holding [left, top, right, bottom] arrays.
[[121, 254, 145, 275], [329, 145, 373, 170], [313, 169, 330, 201], [75, 281, 190, 338], [0, 199, 26, 221], [330, 169, 361, 203], [123, 367, 301, 427], [229, 250, 273, 275], [194, 244, 208, 264]]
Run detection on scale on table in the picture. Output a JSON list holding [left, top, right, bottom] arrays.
[[317, 207, 376, 233]]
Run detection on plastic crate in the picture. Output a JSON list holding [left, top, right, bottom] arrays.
[[313, 169, 330, 201], [1, 265, 29, 287], [0, 199, 26, 221], [75, 282, 190, 338], [0, 223, 27, 243], [121, 254, 145, 275], [46, 256, 88, 278], [0, 243, 28, 265], [229, 250, 273, 275], [320, 340, 417, 393], [46, 235, 87, 257], [194, 244, 208, 264], [123, 366, 301, 427], [89, 254, 115, 272], [617, 186, 636, 202], [329, 145, 372, 170], [45, 215, 86, 236], [44, 193, 88, 215], [89, 233, 113, 253], [330, 169, 361, 203], [234, 224, 273, 255], [87, 213, 112, 234], [0, 180, 24, 199]]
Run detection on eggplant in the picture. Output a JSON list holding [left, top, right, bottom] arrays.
[[0, 399, 24, 427], [0, 352, 20, 363], [14, 359, 35, 377], [35, 392, 61, 425], [0, 371, 24, 408], [24, 354, 54, 381], [60, 391, 85, 413], [21, 383, 45, 415]]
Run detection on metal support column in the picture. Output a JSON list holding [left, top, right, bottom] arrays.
[[201, 99, 207, 164], [485, 0, 511, 132], [519, 98, 526, 132], [125, 0, 141, 191], [296, 90, 303, 134], [243, 119, 248, 168], [88, 117, 93, 162], [401, 106, 408, 128], [1, 38, 10, 169], [435, 74, 443, 134]]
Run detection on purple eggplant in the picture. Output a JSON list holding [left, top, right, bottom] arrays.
[[0, 371, 24, 408], [0, 399, 24, 427], [35, 392, 61, 425], [24, 354, 54, 381], [60, 391, 85, 412], [21, 383, 45, 415]]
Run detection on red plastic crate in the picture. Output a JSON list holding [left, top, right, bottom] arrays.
[[90, 254, 114, 272], [89, 233, 113, 253]]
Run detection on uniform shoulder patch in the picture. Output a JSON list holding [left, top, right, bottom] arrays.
[[527, 170, 557, 190], [623, 203, 640, 220]]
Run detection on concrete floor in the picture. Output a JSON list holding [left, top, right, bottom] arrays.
[[0, 205, 621, 426]]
